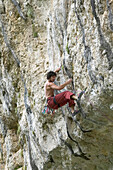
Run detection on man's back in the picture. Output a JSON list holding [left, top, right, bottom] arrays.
[[44, 81, 54, 98]]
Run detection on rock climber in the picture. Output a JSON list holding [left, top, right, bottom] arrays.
[[44, 68, 79, 116]]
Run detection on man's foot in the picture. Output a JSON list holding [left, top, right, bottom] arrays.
[[72, 110, 80, 117]]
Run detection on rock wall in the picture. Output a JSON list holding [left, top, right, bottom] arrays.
[[0, 0, 113, 169]]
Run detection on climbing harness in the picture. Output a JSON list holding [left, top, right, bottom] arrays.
[[42, 96, 60, 116], [53, 96, 60, 107]]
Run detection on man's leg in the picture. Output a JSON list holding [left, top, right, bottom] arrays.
[[54, 91, 75, 108], [68, 94, 80, 116], [70, 104, 75, 113], [56, 91, 78, 114], [71, 95, 78, 100], [48, 91, 78, 113]]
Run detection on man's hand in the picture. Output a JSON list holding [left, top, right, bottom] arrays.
[[66, 79, 72, 85], [55, 68, 61, 73], [109, 0, 113, 4]]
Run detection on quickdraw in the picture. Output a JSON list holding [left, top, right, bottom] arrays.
[[42, 105, 55, 116]]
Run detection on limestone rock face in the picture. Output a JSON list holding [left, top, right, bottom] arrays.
[[0, 0, 113, 169]]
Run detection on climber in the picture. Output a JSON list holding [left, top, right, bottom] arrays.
[[44, 68, 79, 116]]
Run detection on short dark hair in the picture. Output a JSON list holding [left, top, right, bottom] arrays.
[[47, 71, 56, 79]]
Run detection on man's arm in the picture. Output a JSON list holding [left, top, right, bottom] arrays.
[[50, 79, 72, 90]]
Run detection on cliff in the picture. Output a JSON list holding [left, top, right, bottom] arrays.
[[0, 0, 113, 169]]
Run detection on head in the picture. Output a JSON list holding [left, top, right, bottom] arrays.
[[47, 71, 56, 82]]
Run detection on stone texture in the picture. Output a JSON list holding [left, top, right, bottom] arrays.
[[0, 0, 113, 169]]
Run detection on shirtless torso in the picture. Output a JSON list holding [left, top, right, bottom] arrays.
[[45, 78, 73, 99], [44, 81, 54, 98]]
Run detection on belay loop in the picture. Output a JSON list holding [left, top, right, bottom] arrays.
[[42, 105, 55, 116]]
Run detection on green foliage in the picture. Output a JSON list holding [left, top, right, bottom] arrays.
[[62, 65, 64, 70], [15, 107, 18, 114], [27, 6, 34, 19], [33, 32, 38, 38], [32, 24, 38, 38], [18, 93, 21, 99], [18, 134, 26, 148], [58, 43, 61, 49], [33, 100, 35, 106], [28, 89, 31, 97], [20, 149, 23, 158], [66, 43, 70, 54], [14, 165, 23, 170], [32, 131, 36, 137], [17, 124, 21, 135], [72, 63, 74, 71]]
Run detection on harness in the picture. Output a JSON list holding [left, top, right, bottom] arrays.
[[42, 96, 60, 116], [53, 96, 60, 107], [47, 96, 60, 108]]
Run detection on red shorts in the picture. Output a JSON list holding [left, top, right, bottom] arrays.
[[47, 91, 75, 109]]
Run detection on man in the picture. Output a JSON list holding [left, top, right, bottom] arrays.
[[44, 68, 78, 116]]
